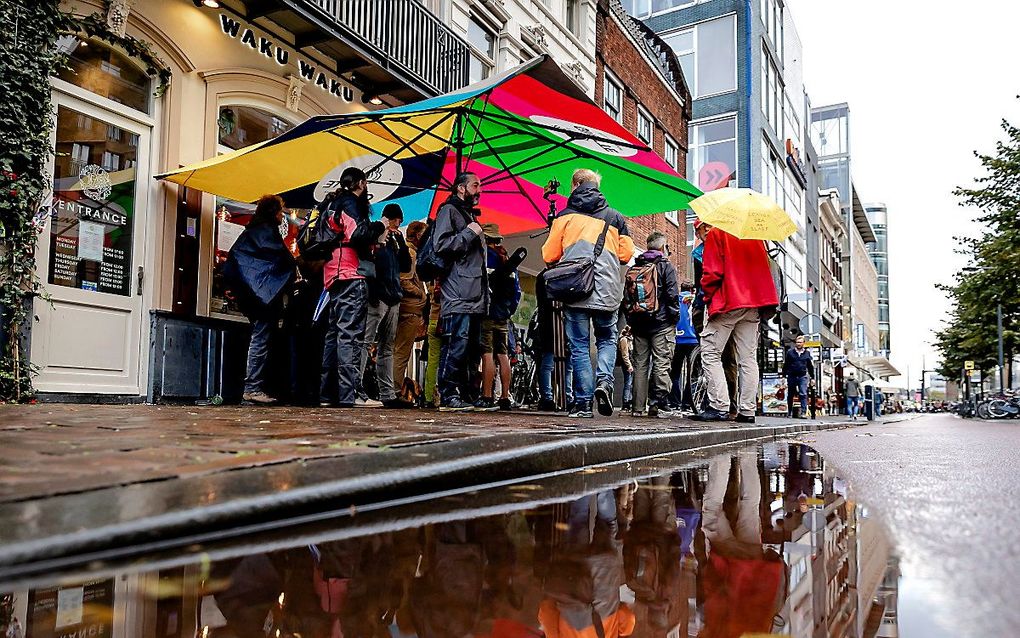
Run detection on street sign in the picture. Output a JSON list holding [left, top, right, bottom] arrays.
[[799, 313, 823, 336], [964, 360, 975, 371], [804, 340, 822, 348]]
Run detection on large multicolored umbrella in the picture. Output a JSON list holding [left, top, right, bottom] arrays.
[[157, 55, 701, 234]]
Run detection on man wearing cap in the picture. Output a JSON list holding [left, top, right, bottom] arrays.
[[360, 203, 412, 408], [475, 222, 522, 411]]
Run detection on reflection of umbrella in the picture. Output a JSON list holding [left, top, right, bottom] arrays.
[[157, 55, 701, 235], [689, 187, 797, 241]]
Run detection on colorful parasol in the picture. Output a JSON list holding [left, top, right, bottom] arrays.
[[157, 55, 701, 234]]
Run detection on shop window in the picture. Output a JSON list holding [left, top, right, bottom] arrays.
[[210, 105, 304, 317], [56, 39, 151, 114]]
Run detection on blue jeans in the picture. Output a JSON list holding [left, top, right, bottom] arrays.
[[622, 368, 633, 404], [847, 396, 860, 417], [564, 308, 618, 404], [438, 313, 482, 403], [788, 375, 809, 414], [244, 313, 277, 394], [539, 351, 573, 404]]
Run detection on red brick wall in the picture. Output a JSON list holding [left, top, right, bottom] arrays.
[[594, 2, 692, 281]]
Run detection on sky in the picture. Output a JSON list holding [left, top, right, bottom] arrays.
[[785, 0, 1020, 391]]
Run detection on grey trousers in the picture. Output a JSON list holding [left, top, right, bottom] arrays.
[[632, 326, 675, 411], [320, 279, 367, 405], [701, 307, 760, 416], [359, 299, 400, 401]]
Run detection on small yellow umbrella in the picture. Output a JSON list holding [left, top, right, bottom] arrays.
[[689, 187, 797, 241]]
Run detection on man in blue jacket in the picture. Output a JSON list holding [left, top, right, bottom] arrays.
[[782, 335, 814, 418]]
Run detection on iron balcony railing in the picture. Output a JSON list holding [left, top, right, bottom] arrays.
[[297, 0, 471, 96]]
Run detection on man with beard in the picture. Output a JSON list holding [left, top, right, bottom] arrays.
[[434, 172, 488, 412]]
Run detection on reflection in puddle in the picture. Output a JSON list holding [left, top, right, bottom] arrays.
[[0, 443, 904, 637]]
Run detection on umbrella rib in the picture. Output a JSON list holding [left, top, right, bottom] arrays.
[[467, 108, 650, 152], [325, 126, 453, 190], [370, 114, 457, 188], [461, 112, 548, 224]]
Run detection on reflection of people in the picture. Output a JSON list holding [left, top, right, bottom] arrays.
[[223, 194, 295, 405], [700, 452, 785, 638]]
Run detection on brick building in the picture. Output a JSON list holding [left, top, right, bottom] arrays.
[[594, 0, 694, 280]]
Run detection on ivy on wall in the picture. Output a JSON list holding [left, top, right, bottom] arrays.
[[0, 0, 171, 402]]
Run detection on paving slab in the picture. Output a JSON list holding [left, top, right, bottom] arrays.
[[0, 403, 912, 571]]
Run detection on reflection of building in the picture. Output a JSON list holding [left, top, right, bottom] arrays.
[[865, 203, 891, 359], [29, 0, 474, 401]]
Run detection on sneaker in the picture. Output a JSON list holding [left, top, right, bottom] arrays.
[[691, 408, 729, 422], [656, 406, 676, 419], [355, 397, 383, 408], [440, 397, 474, 412], [630, 410, 645, 418], [594, 385, 614, 417], [242, 391, 277, 405], [382, 398, 415, 409], [735, 414, 756, 424], [622, 400, 633, 412], [319, 401, 336, 408], [498, 398, 513, 411], [537, 399, 558, 412], [473, 397, 499, 412], [568, 401, 594, 418]]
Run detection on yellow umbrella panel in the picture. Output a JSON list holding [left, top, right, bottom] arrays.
[[689, 187, 798, 241]]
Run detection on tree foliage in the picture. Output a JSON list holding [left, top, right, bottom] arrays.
[[935, 113, 1020, 384]]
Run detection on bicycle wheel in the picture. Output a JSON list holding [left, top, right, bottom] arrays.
[[687, 345, 709, 415], [987, 399, 1010, 419]]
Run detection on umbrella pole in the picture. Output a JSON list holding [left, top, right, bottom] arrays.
[[453, 109, 465, 175]]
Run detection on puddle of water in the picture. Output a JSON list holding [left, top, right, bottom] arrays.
[[0, 443, 928, 637]]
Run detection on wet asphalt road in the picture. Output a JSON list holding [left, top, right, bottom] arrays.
[[807, 413, 1020, 638]]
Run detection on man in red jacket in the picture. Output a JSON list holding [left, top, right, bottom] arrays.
[[693, 225, 779, 423]]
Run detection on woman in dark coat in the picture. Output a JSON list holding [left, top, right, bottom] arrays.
[[224, 194, 295, 404]]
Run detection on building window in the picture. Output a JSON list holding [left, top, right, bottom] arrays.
[[623, 0, 696, 18], [565, 0, 581, 36], [637, 107, 653, 145], [664, 136, 679, 170], [467, 16, 496, 84], [55, 39, 151, 113], [662, 14, 736, 98], [688, 115, 737, 192], [760, 0, 782, 53], [604, 71, 623, 123], [761, 45, 782, 136]]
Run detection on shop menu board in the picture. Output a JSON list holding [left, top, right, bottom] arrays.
[[48, 171, 134, 297], [761, 372, 789, 415], [26, 578, 115, 638]]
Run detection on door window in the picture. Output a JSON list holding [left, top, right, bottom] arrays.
[[49, 106, 138, 296]]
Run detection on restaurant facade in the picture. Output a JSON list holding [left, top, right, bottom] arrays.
[[32, 0, 470, 402]]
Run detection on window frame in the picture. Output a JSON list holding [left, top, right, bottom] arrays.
[[466, 14, 498, 84], [688, 113, 739, 192], [660, 13, 737, 100], [603, 69, 624, 123], [636, 105, 654, 145]]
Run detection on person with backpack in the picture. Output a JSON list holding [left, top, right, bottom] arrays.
[[318, 167, 382, 408], [669, 281, 700, 413], [224, 194, 296, 405], [359, 203, 412, 409], [475, 223, 522, 412], [393, 220, 428, 398], [434, 172, 488, 412], [541, 169, 635, 418], [624, 231, 681, 418]]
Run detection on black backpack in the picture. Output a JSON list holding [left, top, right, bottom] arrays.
[[415, 218, 449, 283], [296, 202, 343, 261]]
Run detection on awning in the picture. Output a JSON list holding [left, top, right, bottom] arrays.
[[850, 355, 900, 379]]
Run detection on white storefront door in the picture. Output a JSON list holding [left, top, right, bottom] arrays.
[[32, 88, 152, 394]]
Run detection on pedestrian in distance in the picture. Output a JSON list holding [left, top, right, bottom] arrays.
[[845, 372, 862, 420], [393, 220, 428, 400], [624, 231, 681, 418], [223, 194, 296, 405], [692, 223, 779, 425], [475, 222, 522, 412], [318, 167, 380, 408], [435, 172, 488, 412], [363, 203, 413, 409], [618, 325, 635, 412], [669, 281, 699, 413], [541, 168, 635, 418], [782, 335, 814, 418]]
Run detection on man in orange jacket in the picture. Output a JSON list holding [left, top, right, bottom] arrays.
[[692, 226, 779, 423]]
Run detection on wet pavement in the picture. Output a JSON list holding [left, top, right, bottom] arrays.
[[0, 439, 905, 638], [808, 413, 1020, 638], [0, 404, 898, 572]]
